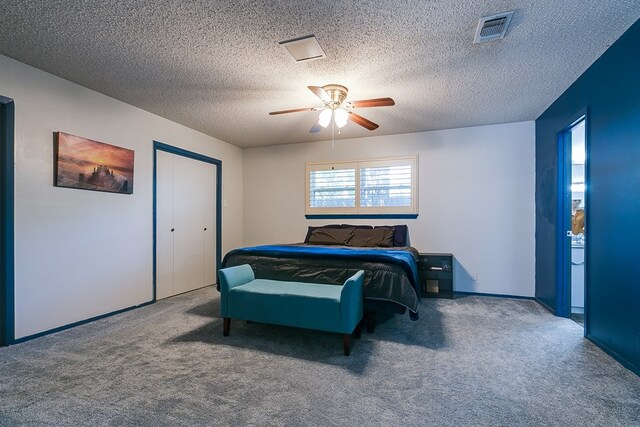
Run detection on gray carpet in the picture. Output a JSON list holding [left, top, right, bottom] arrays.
[[1, 288, 638, 426]]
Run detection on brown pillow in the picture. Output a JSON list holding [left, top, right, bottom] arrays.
[[347, 228, 394, 247], [304, 225, 341, 243], [308, 228, 354, 245]]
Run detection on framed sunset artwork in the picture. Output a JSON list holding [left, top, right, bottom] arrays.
[[54, 132, 134, 194]]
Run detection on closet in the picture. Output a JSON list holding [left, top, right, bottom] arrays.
[[156, 150, 217, 299]]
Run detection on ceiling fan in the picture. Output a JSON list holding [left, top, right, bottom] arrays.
[[269, 84, 395, 133]]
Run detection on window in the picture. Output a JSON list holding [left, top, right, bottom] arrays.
[[306, 156, 418, 216], [308, 165, 356, 209]]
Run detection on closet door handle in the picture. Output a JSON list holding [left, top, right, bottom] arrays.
[[204, 227, 207, 231], [171, 228, 175, 232]]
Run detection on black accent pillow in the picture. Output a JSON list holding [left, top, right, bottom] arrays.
[[308, 228, 355, 245], [347, 228, 394, 247], [374, 225, 408, 247], [340, 224, 373, 229]]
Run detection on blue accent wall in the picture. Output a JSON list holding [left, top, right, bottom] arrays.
[[535, 19, 640, 375]]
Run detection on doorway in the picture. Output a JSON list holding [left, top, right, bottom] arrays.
[[569, 120, 586, 326], [558, 116, 587, 329]]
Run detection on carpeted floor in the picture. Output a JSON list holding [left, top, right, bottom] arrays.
[[0, 287, 638, 426]]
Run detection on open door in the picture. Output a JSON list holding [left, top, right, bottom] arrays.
[[557, 116, 587, 332], [569, 120, 586, 327]]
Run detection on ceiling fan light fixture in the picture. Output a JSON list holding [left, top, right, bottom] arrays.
[[318, 108, 332, 128], [269, 84, 393, 133], [334, 108, 349, 128]]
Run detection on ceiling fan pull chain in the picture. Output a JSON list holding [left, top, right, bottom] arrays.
[[332, 119, 335, 150]]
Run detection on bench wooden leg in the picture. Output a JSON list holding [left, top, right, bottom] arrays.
[[343, 334, 351, 356], [223, 318, 230, 336], [365, 312, 376, 333]]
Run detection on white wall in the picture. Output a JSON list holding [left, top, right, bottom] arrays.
[[0, 55, 243, 339], [243, 122, 535, 296]]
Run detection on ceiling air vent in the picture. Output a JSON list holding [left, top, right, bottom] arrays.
[[474, 11, 514, 44], [279, 35, 326, 62]]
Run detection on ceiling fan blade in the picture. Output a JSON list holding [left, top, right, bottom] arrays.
[[347, 97, 395, 108], [310, 122, 323, 133], [308, 86, 332, 103], [348, 112, 379, 131], [269, 107, 316, 115]]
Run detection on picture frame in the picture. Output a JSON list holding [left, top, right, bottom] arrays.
[[54, 132, 134, 194]]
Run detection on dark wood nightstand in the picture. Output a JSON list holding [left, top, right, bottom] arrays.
[[418, 253, 454, 299]]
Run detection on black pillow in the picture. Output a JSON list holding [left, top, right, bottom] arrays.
[[347, 228, 394, 247], [340, 224, 373, 229], [374, 225, 408, 247], [308, 228, 355, 245]]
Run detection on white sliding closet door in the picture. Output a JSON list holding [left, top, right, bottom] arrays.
[[173, 154, 205, 295], [156, 150, 217, 299], [156, 150, 175, 300]]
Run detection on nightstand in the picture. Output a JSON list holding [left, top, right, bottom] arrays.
[[418, 253, 454, 299]]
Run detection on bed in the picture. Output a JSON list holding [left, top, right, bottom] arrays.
[[220, 225, 420, 326]]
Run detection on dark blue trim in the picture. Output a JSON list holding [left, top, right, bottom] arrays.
[[152, 146, 158, 301], [582, 114, 590, 339], [152, 141, 223, 300], [455, 291, 535, 301], [305, 214, 418, 220], [0, 95, 15, 346], [555, 128, 571, 317], [588, 335, 640, 378], [534, 297, 555, 314], [12, 300, 154, 344]]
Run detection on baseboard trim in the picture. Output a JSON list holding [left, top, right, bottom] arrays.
[[587, 334, 640, 378], [534, 297, 556, 314], [454, 291, 535, 300], [11, 299, 154, 345]]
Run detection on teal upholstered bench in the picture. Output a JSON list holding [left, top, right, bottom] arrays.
[[218, 264, 364, 356]]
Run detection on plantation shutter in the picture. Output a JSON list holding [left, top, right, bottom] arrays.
[[360, 163, 413, 208], [307, 164, 357, 212], [306, 157, 417, 215]]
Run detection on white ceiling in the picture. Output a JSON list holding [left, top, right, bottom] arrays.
[[1, 1, 639, 148]]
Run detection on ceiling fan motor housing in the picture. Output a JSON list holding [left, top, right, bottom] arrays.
[[322, 84, 348, 108]]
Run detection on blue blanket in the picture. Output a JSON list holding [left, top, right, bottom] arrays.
[[223, 244, 420, 301]]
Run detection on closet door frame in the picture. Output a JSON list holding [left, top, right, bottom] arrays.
[[152, 141, 222, 301], [0, 95, 15, 346]]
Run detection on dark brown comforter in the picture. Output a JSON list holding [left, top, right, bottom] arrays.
[[221, 244, 420, 318]]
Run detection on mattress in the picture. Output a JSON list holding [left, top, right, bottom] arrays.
[[221, 244, 420, 319]]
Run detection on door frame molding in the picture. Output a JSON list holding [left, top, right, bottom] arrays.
[[0, 95, 15, 346], [555, 126, 571, 317], [556, 108, 589, 335], [152, 141, 222, 301]]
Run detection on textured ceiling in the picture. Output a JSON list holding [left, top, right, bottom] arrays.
[[1, 1, 639, 148]]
